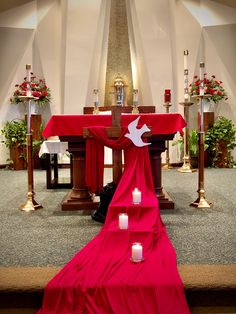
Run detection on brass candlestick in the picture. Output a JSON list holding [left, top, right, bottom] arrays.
[[178, 101, 195, 173], [93, 103, 99, 114], [20, 132, 42, 211], [93, 88, 99, 114], [163, 102, 172, 169], [190, 94, 212, 209], [132, 89, 139, 114], [19, 64, 42, 211]]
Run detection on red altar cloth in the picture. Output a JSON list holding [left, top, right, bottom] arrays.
[[42, 113, 186, 138], [38, 127, 190, 314]]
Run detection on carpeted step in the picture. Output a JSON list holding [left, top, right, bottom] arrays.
[[0, 265, 236, 313]]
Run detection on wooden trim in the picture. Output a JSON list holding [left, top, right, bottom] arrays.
[[83, 105, 156, 114]]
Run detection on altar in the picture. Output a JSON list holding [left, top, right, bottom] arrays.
[[42, 112, 186, 210]]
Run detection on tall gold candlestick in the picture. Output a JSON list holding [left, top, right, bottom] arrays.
[[163, 102, 172, 169], [190, 62, 212, 208], [19, 64, 42, 211], [178, 101, 195, 173]]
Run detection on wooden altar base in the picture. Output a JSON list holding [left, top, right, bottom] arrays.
[[61, 193, 173, 211], [158, 189, 175, 210], [61, 195, 100, 211]]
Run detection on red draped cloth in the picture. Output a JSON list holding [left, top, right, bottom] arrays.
[[38, 127, 190, 314]]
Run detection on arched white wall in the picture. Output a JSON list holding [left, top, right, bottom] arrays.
[[0, 0, 235, 164]]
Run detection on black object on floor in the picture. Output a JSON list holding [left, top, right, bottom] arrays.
[[92, 182, 117, 223]]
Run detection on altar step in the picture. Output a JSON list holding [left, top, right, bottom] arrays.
[[0, 265, 235, 314]]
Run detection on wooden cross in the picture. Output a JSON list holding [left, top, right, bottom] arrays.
[[61, 109, 175, 211], [83, 105, 123, 185]]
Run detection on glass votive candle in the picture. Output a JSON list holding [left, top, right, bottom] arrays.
[[118, 213, 128, 230], [131, 242, 143, 262], [132, 188, 141, 204]]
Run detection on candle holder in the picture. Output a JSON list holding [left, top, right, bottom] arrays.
[[131, 242, 144, 263], [190, 95, 212, 209], [162, 102, 173, 169], [132, 102, 139, 114], [132, 89, 139, 114], [132, 188, 141, 204], [18, 96, 42, 212], [93, 88, 99, 114], [178, 101, 196, 173], [118, 213, 128, 230]]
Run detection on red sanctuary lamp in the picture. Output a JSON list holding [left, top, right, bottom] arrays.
[[164, 89, 171, 103]]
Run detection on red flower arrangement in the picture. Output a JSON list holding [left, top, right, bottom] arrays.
[[189, 73, 228, 104], [10, 73, 51, 107]]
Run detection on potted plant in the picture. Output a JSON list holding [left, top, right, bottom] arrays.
[[205, 116, 236, 168], [172, 129, 199, 168], [1, 119, 44, 170], [1, 119, 27, 170]]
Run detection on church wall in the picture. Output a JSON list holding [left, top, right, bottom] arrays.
[[0, 0, 235, 164]]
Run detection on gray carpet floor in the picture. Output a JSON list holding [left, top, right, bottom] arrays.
[[0, 167, 235, 267]]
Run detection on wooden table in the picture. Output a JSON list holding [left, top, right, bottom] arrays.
[[42, 113, 186, 210]]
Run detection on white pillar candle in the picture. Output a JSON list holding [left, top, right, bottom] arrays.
[[199, 62, 205, 96], [26, 64, 31, 82], [93, 88, 99, 107], [132, 243, 143, 261], [184, 50, 189, 101], [26, 64, 32, 98], [132, 188, 141, 204], [133, 89, 138, 104], [26, 64, 31, 133], [119, 213, 128, 229]]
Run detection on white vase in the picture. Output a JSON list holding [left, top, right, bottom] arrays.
[[31, 101, 39, 115], [204, 100, 214, 112]]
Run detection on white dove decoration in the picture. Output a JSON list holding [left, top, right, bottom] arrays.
[[124, 116, 151, 147]]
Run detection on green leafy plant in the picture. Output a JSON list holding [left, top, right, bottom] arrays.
[[1, 119, 27, 149], [205, 116, 236, 167], [172, 129, 199, 157], [1, 119, 44, 166]]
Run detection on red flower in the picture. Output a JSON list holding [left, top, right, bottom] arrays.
[[10, 72, 52, 106], [189, 73, 227, 104]]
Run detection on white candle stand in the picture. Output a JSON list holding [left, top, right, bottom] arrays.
[[162, 102, 173, 169], [190, 95, 212, 209], [178, 101, 196, 173], [19, 64, 42, 211]]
